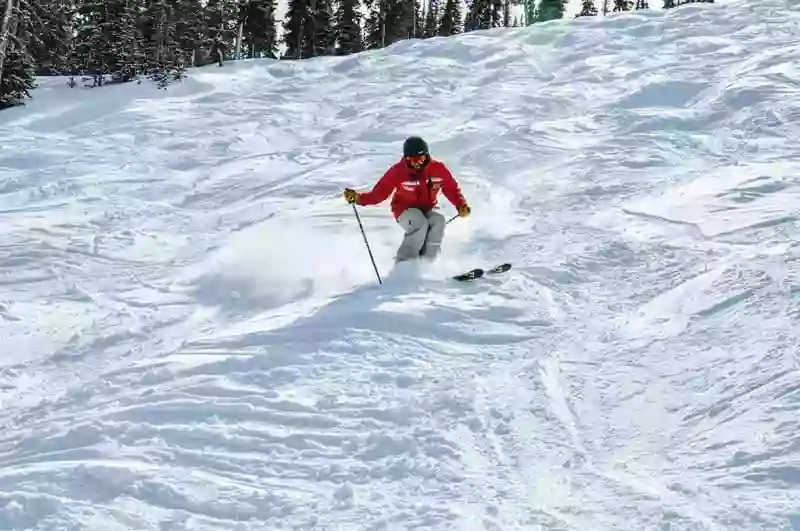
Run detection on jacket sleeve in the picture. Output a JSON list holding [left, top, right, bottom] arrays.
[[358, 166, 399, 206], [439, 163, 467, 208]]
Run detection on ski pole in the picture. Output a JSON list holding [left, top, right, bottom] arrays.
[[446, 214, 459, 225], [351, 204, 382, 285]]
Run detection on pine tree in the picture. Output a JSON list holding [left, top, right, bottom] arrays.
[[334, 0, 362, 54], [503, 0, 517, 27], [634, 0, 648, 7], [493, 0, 503, 28], [175, 0, 206, 66], [71, 0, 145, 85], [362, 0, 383, 48], [392, 0, 419, 42], [0, 0, 19, 83], [1, 45, 36, 108], [241, 0, 278, 58], [282, 0, 310, 57], [71, 1, 109, 84], [413, 0, 424, 37], [383, 0, 416, 44], [663, 0, 676, 7], [536, 0, 565, 21], [282, 0, 334, 58], [576, 0, 597, 16], [422, 0, 438, 37], [30, 0, 73, 75], [612, 0, 630, 10], [465, 0, 502, 31], [313, 0, 335, 56], [363, 0, 416, 49], [437, 0, 461, 35], [0, 0, 36, 108], [142, 0, 187, 88], [205, 0, 236, 65], [523, 0, 535, 24]]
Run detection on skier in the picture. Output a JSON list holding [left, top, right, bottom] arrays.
[[343, 136, 471, 264]]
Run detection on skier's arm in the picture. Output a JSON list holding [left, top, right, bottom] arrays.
[[440, 164, 467, 209], [357, 167, 399, 206]]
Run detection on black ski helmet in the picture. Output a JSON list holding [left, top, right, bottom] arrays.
[[403, 136, 430, 169], [403, 136, 429, 158]]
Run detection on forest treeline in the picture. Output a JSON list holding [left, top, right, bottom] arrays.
[[0, 0, 714, 109]]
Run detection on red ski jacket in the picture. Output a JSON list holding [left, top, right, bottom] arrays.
[[358, 158, 467, 219]]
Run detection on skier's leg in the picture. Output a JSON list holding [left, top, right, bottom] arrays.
[[420, 209, 446, 259], [395, 208, 429, 263]]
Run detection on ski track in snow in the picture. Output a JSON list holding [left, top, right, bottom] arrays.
[[1, 0, 800, 529]]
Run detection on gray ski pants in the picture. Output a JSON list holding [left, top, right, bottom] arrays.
[[395, 208, 446, 263]]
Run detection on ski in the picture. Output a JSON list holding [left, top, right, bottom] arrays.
[[453, 268, 484, 281], [452, 262, 512, 282]]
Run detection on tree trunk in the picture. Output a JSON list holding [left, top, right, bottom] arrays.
[[236, 20, 243, 59], [0, 0, 19, 88], [380, 0, 385, 47], [412, 0, 416, 37]]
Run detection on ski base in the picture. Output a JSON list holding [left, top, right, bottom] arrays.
[[453, 262, 512, 282]]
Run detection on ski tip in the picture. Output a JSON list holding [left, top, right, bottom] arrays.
[[452, 263, 511, 282], [488, 262, 512, 274], [453, 268, 484, 281]]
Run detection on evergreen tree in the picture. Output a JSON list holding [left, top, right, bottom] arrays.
[[205, 0, 236, 65], [0, 0, 19, 82], [362, 0, 383, 48], [576, 0, 597, 16], [363, 0, 417, 49], [282, 0, 310, 57], [422, 0, 438, 37], [523, 0, 535, 25], [282, 0, 334, 58], [634, 0, 649, 8], [536, 0, 565, 21], [72, 0, 145, 85], [437, 0, 461, 35], [601, 0, 609, 14], [31, 0, 74, 75], [334, 0, 362, 54], [465, 0, 502, 31], [175, 0, 207, 66], [142, 0, 187, 88], [0, 0, 36, 108], [413, 0, 424, 37], [364, 0, 384, 50], [387, 0, 417, 42], [663, 0, 676, 7], [1, 45, 36, 108], [313, 0, 335, 55], [612, 0, 630, 10], [241, 0, 278, 58], [71, 1, 111, 84]]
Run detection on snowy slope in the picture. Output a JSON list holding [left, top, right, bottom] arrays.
[[1, 0, 800, 529]]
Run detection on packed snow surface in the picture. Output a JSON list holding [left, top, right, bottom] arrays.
[[1, 0, 799, 529]]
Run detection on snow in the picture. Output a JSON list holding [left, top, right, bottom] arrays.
[[1, 0, 799, 529]]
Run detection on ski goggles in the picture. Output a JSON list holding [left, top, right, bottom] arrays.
[[406, 154, 427, 166]]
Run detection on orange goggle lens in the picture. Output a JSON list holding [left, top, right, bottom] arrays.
[[406, 155, 426, 166]]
